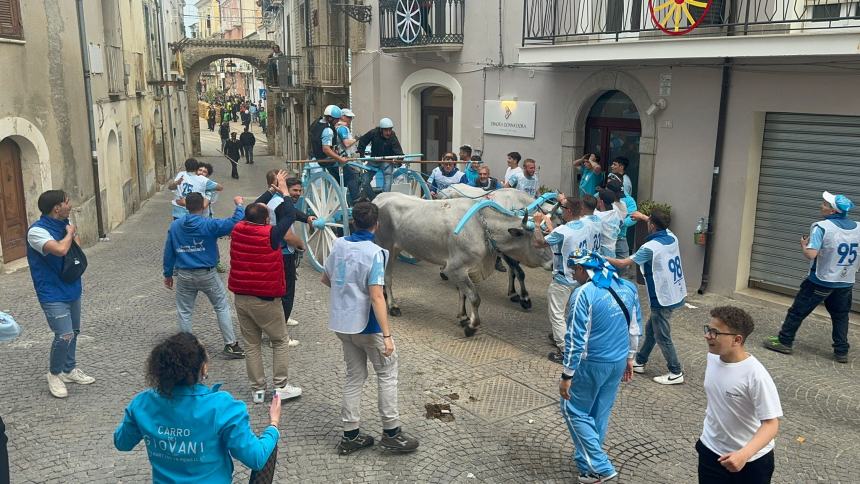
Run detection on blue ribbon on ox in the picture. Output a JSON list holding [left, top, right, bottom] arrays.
[[453, 192, 559, 235], [566, 249, 619, 289]]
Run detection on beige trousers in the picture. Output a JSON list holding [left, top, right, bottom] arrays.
[[236, 294, 290, 391]]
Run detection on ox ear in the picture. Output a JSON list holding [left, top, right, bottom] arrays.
[[508, 227, 526, 237]]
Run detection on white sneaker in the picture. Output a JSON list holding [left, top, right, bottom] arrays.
[[275, 383, 302, 401], [653, 372, 684, 385], [47, 373, 68, 398], [60, 368, 95, 385], [252, 390, 266, 404], [632, 362, 645, 374], [288, 338, 300, 347], [286, 318, 299, 326]]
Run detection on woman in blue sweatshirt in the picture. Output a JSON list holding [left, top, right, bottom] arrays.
[[114, 333, 282, 483]]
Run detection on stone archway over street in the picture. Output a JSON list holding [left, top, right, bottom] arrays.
[[172, 38, 276, 156]]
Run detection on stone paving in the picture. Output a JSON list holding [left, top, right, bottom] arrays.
[[1, 125, 859, 483]]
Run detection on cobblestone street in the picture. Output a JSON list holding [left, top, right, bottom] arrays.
[[1, 126, 859, 483]]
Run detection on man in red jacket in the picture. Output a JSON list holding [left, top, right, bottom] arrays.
[[229, 193, 303, 403]]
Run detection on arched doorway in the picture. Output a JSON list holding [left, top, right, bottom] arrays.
[[583, 90, 641, 199], [420, 86, 453, 174], [0, 138, 28, 262]]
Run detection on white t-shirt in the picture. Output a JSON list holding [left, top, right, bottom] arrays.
[[700, 352, 783, 461], [27, 227, 54, 255], [504, 166, 523, 185], [594, 202, 626, 257]]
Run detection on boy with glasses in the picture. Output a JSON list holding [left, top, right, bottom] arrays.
[[699, 306, 782, 484]]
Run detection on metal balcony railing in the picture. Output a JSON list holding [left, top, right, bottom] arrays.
[[522, 0, 860, 45], [267, 55, 303, 90], [105, 45, 126, 95], [303, 45, 347, 87], [379, 0, 465, 48]]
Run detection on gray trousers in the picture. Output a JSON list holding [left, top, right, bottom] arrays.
[[336, 332, 400, 431]]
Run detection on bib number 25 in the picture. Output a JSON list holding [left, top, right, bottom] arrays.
[[668, 256, 683, 282], [837, 242, 859, 265]]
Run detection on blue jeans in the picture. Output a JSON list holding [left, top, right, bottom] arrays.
[[40, 299, 82, 375], [636, 306, 682, 374], [174, 268, 237, 345], [323, 165, 360, 204], [615, 237, 632, 279], [561, 359, 627, 476], [778, 278, 851, 355], [360, 164, 394, 200]]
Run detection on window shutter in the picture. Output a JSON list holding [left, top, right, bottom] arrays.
[[0, 0, 23, 40]]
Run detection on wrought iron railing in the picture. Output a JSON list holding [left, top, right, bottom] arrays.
[[303, 45, 348, 87], [105, 45, 126, 95], [267, 55, 303, 90], [523, 0, 860, 45], [379, 0, 465, 48]]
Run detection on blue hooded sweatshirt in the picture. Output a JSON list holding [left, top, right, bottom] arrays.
[[163, 206, 244, 277], [114, 383, 279, 483]]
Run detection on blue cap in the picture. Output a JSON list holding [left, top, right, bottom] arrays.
[[823, 191, 854, 213], [567, 249, 619, 288]]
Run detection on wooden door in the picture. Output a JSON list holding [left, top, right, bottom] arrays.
[[0, 138, 28, 262], [420, 106, 452, 175]]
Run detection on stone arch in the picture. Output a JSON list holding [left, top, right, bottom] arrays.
[[0, 117, 52, 224], [173, 39, 277, 155], [400, 69, 463, 155], [561, 70, 657, 199]]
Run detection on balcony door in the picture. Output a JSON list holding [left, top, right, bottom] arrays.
[[420, 86, 453, 175]]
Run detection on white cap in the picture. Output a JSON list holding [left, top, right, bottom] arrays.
[[823, 191, 838, 210], [341, 108, 355, 118]]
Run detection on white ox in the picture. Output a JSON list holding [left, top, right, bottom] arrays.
[[373, 191, 553, 336], [439, 184, 558, 310]]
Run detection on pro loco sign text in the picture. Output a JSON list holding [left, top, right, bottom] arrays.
[[483, 100, 536, 139]]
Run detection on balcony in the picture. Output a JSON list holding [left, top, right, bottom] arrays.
[[105, 45, 126, 96], [379, 0, 464, 51], [302, 45, 348, 88], [267, 55, 304, 91], [520, 0, 860, 63]]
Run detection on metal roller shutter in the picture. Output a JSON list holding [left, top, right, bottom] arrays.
[[749, 112, 860, 312]]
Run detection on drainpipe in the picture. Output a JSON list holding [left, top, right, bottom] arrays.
[[75, 0, 106, 239], [697, 58, 733, 294], [156, 0, 178, 170]]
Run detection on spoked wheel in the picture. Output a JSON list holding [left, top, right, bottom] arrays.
[[298, 169, 350, 272], [393, 166, 432, 200]]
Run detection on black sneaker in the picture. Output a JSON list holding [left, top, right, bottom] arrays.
[[548, 351, 564, 364], [762, 336, 793, 355], [495, 257, 507, 272], [548, 332, 557, 346], [578, 471, 618, 483], [337, 433, 374, 455], [380, 430, 419, 453], [224, 343, 245, 359], [834, 353, 849, 364]]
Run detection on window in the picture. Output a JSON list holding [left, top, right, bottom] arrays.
[[0, 0, 23, 40]]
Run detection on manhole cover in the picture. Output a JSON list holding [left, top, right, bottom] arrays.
[[456, 375, 555, 421], [434, 334, 526, 366]]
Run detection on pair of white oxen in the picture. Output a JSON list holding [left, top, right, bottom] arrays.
[[372, 184, 556, 337]]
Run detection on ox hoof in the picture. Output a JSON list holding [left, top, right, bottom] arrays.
[[464, 326, 478, 337], [520, 298, 532, 310], [458, 318, 470, 328], [439, 272, 449, 281], [389, 307, 402, 317], [509, 294, 521, 303]]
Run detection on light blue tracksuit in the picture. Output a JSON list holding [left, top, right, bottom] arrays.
[[561, 277, 641, 476]]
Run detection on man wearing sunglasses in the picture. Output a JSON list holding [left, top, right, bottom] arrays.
[[699, 306, 782, 483]]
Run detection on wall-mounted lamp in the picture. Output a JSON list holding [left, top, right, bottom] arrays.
[[645, 98, 668, 117]]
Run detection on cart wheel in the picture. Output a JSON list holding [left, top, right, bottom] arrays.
[[393, 167, 432, 200], [298, 169, 351, 272]]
